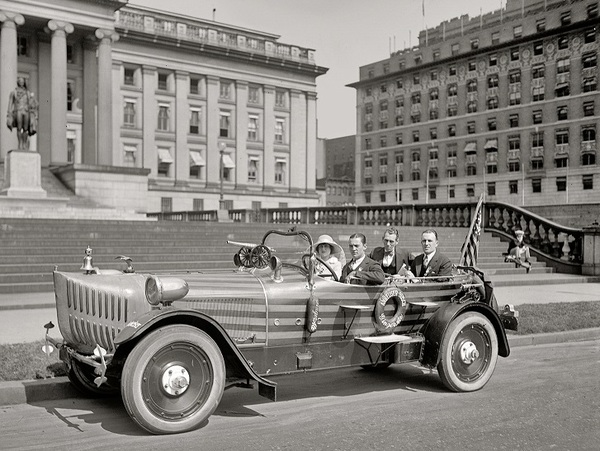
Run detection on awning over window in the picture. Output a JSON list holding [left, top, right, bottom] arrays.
[[158, 148, 174, 164], [484, 139, 498, 151], [555, 82, 569, 91], [275, 157, 287, 163], [464, 142, 477, 153], [189, 150, 205, 166], [222, 154, 235, 169], [428, 147, 438, 153]]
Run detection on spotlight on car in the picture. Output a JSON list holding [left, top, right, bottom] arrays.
[[145, 276, 189, 306]]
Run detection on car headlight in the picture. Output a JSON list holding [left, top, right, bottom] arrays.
[[145, 276, 189, 305]]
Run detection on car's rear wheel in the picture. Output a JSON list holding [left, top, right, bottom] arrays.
[[437, 312, 498, 392], [121, 325, 225, 434], [68, 359, 119, 397]]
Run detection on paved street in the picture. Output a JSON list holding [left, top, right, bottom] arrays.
[[1, 339, 598, 450]]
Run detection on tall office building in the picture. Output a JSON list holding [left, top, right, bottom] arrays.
[[0, 0, 327, 212], [349, 0, 600, 207]]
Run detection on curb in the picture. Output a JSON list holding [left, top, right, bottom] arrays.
[[1, 328, 599, 408]]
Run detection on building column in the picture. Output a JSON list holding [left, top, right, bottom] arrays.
[[82, 37, 98, 164], [263, 85, 275, 189], [142, 65, 156, 173], [47, 20, 74, 164], [205, 75, 220, 187], [0, 11, 25, 160], [305, 91, 317, 192], [290, 89, 307, 193], [235, 80, 248, 189], [174, 70, 189, 182], [95, 29, 118, 165]]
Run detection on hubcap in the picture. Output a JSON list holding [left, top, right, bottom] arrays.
[[459, 341, 480, 364], [161, 364, 190, 396]]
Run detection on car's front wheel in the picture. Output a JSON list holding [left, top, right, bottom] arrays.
[[437, 312, 498, 392], [121, 325, 225, 434]]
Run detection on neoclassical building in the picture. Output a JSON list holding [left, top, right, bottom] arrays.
[[0, 0, 327, 212], [350, 0, 600, 207]]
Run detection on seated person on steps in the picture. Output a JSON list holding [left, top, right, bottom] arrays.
[[313, 234, 345, 280], [369, 227, 412, 276], [340, 233, 385, 285], [403, 229, 453, 280], [504, 229, 532, 273]]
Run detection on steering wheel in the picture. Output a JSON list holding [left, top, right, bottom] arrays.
[[313, 255, 339, 282]]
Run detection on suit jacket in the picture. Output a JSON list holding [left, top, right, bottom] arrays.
[[341, 256, 385, 285], [369, 246, 411, 275], [410, 252, 453, 278]]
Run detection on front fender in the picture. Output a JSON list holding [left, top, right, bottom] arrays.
[[420, 301, 510, 368], [113, 307, 277, 401]]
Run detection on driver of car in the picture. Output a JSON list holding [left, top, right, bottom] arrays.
[[313, 234, 345, 280], [341, 233, 385, 285]]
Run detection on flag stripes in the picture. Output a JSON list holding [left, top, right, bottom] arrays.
[[459, 194, 484, 267]]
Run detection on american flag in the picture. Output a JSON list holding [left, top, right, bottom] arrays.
[[459, 194, 484, 267]]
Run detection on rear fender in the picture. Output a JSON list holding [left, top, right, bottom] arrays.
[[113, 308, 277, 401], [420, 302, 510, 368]]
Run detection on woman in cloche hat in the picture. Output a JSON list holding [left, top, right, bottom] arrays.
[[313, 234, 346, 280]]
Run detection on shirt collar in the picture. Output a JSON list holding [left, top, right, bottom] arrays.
[[352, 255, 366, 269]]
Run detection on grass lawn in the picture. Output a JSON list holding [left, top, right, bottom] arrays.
[[1, 301, 599, 382]]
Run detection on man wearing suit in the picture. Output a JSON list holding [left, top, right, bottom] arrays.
[[405, 229, 453, 279], [369, 227, 412, 276], [341, 233, 385, 285]]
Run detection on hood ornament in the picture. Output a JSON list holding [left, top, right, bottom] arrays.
[[116, 255, 135, 273]]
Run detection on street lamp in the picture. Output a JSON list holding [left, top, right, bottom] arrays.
[[218, 141, 226, 210]]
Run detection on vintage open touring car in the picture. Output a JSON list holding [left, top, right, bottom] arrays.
[[48, 228, 518, 434]]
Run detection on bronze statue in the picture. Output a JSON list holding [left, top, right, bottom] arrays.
[[6, 77, 38, 150]]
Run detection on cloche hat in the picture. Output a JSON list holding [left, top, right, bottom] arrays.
[[313, 234, 346, 266]]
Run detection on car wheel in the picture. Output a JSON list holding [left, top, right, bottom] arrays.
[[121, 325, 225, 434], [68, 360, 119, 397], [437, 312, 498, 392]]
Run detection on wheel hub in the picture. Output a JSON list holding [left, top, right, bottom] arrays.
[[459, 341, 480, 364], [161, 364, 190, 396]]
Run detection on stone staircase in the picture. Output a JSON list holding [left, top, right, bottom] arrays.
[[0, 164, 149, 221], [0, 218, 596, 294]]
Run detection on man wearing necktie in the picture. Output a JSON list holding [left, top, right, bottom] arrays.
[[340, 233, 385, 285], [369, 227, 412, 276], [405, 229, 453, 280]]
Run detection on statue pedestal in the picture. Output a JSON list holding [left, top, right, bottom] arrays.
[[1, 150, 47, 198]]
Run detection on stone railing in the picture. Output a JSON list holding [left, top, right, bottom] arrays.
[[147, 210, 217, 221], [484, 201, 584, 273]]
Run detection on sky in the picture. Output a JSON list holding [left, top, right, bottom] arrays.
[[133, 0, 504, 139]]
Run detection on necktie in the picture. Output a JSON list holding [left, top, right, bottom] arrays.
[[423, 255, 429, 268]]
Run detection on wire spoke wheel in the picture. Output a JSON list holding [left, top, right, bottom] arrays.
[[437, 312, 498, 392], [121, 325, 225, 434]]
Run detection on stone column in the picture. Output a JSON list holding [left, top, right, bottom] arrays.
[[142, 65, 156, 173], [0, 11, 24, 160], [47, 20, 74, 164], [174, 70, 189, 182], [82, 37, 98, 164], [290, 89, 307, 193], [205, 75, 219, 187], [263, 85, 275, 189], [235, 80, 248, 189], [95, 29, 118, 165], [305, 91, 317, 192]]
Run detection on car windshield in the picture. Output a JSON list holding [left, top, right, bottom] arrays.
[[262, 230, 313, 267]]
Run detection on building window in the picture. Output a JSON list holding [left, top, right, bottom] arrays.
[[411, 92, 421, 105], [275, 90, 286, 108], [433, 50, 440, 61], [509, 180, 518, 194], [556, 176, 567, 191], [248, 86, 260, 104], [124, 68, 135, 86], [365, 138, 372, 150], [380, 83, 387, 93], [509, 91, 521, 106], [533, 41, 543, 56], [582, 153, 596, 166], [584, 28, 596, 44], [414, 54, 422, 65], [220, 81, 231, 99], [532, 131, 544, 148], [396, 133, 403, 145], [430, 128, 438, 140], [157, 104, 170, 131], [557, 58, 570, 74], [158, 73, 168, 90], [412, 130, 420, 142], [536, 19, 546, 32], [509, 70, 521, 84], [448, 124, 456, 137], [413, 73, 421, 85], [467, 101, 477, 113], [487, 163, 498, 174], [189, 150, 205, 179], [448, 105, 458, 117], [558, 36, 569, 50], [560, 11, 571, 26], [66, 81, 74, 111], [509, 161, 520, 172], [583, 77, 597, 92], [451, 43, 460, 55], [470, 38, 479, 50], [248, 158, 259, 183], [396, 79, 403, 89], [429, 88, 439, 100], [487, 97, 498, 110], [410, 114, 420, 124], [366, 87, 372, 96], [275, 118, 286, 144], [157, 147, 173, 177], [588, 3, 598, 18], [467, 184, 475, 197], [380, 136, 387, 148], [488, 182, 496, 196], [532, 65, 545, 79], [193, 199, 204, 211], [430, 70, 438, 81], [190, 77, 201, 95], [556, 130, 569, 145], [532, 87, 545, 102], [468, 60, 476, 72], [124, 100, 136, 127], [429, 109, 439, 120], [449, 185, 456, 197], [583, 52, 597, 69], [161, 197, 172, 212], [533, 110, 543, 124], [448, 83, 458, 96], [187, 108, 200, 134], [17, 35, 29, 56], [532, 179, 542, 193], [219, 112, 230, 138], [467, 122, 475, 134], [513, 25, 522, 39], [509, 114, 519, 128], [584, 101, 595, 117], [248, 114, 259, 141], [123, 145, 137, 167], [557, 106, 568, 121], [488, 118, 497, 131], [467, 79, 477, 93], [467, 165, 477, 176], [489, 53, 498, 66], [275, 160, 286, 184], [555, 156, 569, 168], [412, 188, 419, 201], [532, 159, 544, 170], [379, 191, 387, 202], [510, 47, 519, 61], [447, 169, 457, 178], [449, 65, 457, 76], [491, 32, 500, 45]]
